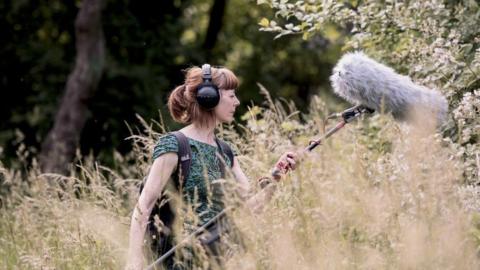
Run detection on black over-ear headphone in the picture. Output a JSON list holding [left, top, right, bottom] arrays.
[[196, 64, 220, 110]]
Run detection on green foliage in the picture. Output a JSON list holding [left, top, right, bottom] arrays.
[[258, 0, 480, 184], [0, 0, 78, 165], [1, 0, 344, 169], [3, 0, 480, 268]]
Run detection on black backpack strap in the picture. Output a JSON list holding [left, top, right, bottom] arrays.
[[171, 131, 192, 189], [215, 139, 234, 167], [215, 138, 235, 178]]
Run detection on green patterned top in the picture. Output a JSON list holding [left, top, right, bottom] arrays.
[[152, 133, 235, 229]]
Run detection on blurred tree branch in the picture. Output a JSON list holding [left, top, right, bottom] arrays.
[[204, 0, 227, 61], [39, 0, 105, 176]]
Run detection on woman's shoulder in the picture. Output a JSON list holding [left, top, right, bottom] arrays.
[[152, 133, 179, 160]]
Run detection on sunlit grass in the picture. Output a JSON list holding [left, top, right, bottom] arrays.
[[0, 92, 479, 269]]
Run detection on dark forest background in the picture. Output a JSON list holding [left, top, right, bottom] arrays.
[[0, 0, 343, 171]]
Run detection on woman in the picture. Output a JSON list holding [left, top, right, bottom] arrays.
[[126, 64, 297, 269]]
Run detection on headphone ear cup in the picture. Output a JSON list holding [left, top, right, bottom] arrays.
[[196, 82, 220, 110]]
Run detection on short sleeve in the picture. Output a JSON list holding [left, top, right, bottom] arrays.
[[152, 133, 179, 160]]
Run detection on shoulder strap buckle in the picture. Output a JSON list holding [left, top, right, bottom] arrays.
[[180, 154, 190, 162], [171, 131, 192, 188]]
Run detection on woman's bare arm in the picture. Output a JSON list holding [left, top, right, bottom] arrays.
[[231, 156, 281, 213], [126, 152, 178, 270]]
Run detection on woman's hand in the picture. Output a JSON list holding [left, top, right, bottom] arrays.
[[272, 151, 298, 180]]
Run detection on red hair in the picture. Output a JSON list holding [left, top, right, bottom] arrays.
[[167, 66, 239, 126]]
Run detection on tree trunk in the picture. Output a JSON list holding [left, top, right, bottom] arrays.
[[203, 0, 227, 61], [39, 0, 105, 176]]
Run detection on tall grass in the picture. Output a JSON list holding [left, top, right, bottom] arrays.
[[1, 93, 479, 269]]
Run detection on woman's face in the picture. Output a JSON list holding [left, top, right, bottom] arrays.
[[214, 89, 240, 123]]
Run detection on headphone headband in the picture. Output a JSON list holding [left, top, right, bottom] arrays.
[[201, 64, 213, 81]]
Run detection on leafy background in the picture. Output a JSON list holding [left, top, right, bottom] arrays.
[[1, 0, 479, 269]]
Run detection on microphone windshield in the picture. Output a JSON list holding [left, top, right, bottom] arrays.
[[330, 52, 447, 125]]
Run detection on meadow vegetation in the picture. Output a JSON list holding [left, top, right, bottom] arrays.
[[1, 90, 479, 269]]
